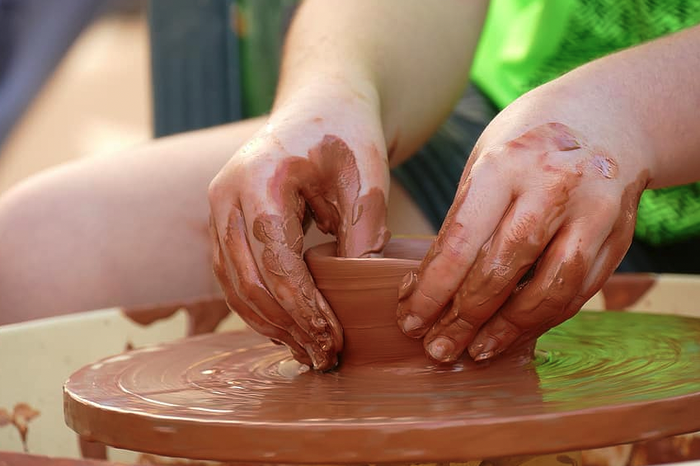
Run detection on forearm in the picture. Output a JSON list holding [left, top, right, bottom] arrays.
[[274, 0, 489, 165], [546, 24, 700, 189]]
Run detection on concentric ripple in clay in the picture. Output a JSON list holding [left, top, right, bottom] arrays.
[[64, 311, 700, 464]]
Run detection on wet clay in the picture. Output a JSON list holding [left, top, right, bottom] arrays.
[[601, 274, 657, 310], [122, 297, 230, 337], [0, 452, 123, 466], [79, 437, 107, 461], [213, 134, 389, 371], [582, 432, 700, 466], [396, 124, 590, 351], [626, 433, 700, 466], [64, 311, 700, 464], [396, 122, 648, 364], [0, 403, 40, 453], [305, 238, 535, 366], [265, 134, 390, 259]]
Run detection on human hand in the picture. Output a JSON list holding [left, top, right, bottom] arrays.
[[396, 91, 651, 364], [209, 85, 391, 371]]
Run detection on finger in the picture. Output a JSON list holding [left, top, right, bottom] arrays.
[[338, 143, 391, 258], [422, 192, 569, 362], [216, 204, 329, 368], [210, 217, 312, 365], [304, 136, 391, 258], [242, 199, 343, 371], [506, 229, 631, 352], [341, 185, 392, 258], [396, 162, 515, 338], [570, 221, 636, 316], [505, 198, 638, 350], [468, 225, 599, 361]]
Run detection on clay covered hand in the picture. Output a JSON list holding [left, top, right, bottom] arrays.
[[397, 97, 651, 364], [208, 91, 390, 371]]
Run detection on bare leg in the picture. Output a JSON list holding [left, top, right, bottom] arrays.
[[0, 119, 433, 325]]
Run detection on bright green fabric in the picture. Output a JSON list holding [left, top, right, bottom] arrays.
[[472, 0, 700, 109], [471, 0, 700, 245], [471, 0, 576, 109]]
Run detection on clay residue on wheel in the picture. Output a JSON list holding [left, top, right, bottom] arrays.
[[121, 297, 230, 336], [601, 274, 657, 310], [582, 432, 700, 466], [627, 432, 700, 466], [0, 452, 127, 465], [78, 436, 107, 460], [0, 403, 40, 453]]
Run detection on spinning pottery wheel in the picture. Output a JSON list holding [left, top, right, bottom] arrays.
[[63, 240, 700, 464]]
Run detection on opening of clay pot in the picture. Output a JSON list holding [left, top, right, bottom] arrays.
[[305, 236, 434, 367]]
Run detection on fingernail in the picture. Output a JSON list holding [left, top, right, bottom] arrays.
[[399, 314, 424, 335], [427, 337, 455, 362], [470, 337, 499, 362], [398, 271, 418, 301]]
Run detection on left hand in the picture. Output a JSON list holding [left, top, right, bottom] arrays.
[[396, 87, 652, 364]]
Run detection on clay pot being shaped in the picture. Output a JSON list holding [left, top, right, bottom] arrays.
[[305, 236, 434, 367]]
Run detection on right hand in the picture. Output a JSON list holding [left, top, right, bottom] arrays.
[[208, 85, 391, 371]]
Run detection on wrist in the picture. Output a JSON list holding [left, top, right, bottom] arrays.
[[273, 65, 381, 113], [543, 66, 658, 184], [260, 78, 388, 169], [502, 78, 656, 185], [269, 75, 385, 143]]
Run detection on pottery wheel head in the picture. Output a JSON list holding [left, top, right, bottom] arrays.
[[64, 312, 700, 464]]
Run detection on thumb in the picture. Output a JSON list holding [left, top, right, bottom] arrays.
[[305, 134, 391, 258], [337, 144, 391, 258], [338, 185, 391, 258]]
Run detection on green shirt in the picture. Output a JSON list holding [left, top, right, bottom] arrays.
[[471, 0, 700, 245]]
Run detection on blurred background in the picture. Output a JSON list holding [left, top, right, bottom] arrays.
[[2, 0, 698, 270], [0, 0, 294, 194], [0, 0, 150, 194]]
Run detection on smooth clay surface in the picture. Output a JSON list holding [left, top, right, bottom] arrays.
[[64, 310, 700, 464], [305, 236, 479, 366], [306, 237, 535, 367]]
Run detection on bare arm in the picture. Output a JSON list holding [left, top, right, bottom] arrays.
[[549, 23, 700, 188], [275, 0, 490, 165], [397, 23, 700, 364], [209, 1, 489, 370]]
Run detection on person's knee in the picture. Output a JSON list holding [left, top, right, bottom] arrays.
[[0, 169, 103, 324]]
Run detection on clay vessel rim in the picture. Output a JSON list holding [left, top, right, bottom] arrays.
[[304, 238, 426, 266]]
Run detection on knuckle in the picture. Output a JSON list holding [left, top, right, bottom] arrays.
[[482, 265, 514, 292], [492, 314, 524, 340], [207, 176, 228, 206], [452, 314, 478, 335], [540, 294, 569, 314], [464, 264, 513, 301], [477, 148, 501, 166], [538, 281, 581, 318], [565, 293, 589, 316], [500, 312, 523, 331], [440, 230, 475, 263], [507, 211, 541, 243], [595, 192, 621, 217]]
